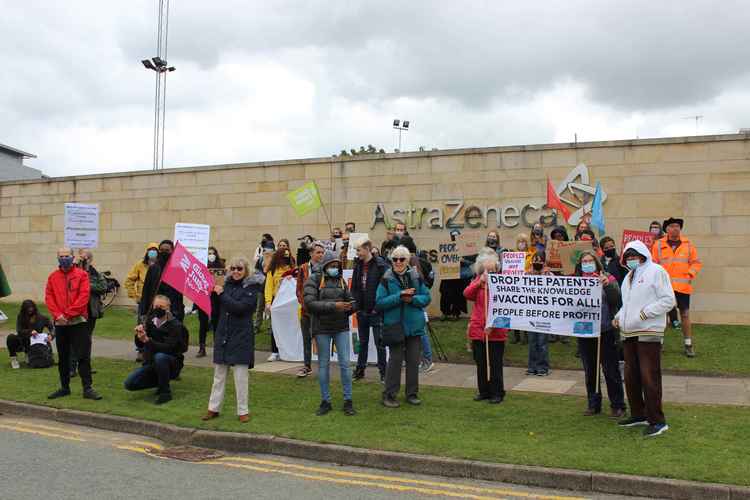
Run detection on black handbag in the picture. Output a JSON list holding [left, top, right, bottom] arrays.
[[381, 303, 405, 347]]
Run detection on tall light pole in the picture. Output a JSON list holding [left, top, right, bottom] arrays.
[[141, 0, 175, 170], [393, 119, 410, 151]]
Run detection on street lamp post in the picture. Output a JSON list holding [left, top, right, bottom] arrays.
[[393, 119, 410, 152]]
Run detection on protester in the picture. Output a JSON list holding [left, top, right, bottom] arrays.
[[296, 235, 314, 266], [550, 225, 569, 242], [295, 241, 326, 377], [600, 236, 627, 285], [345, 222, 356, 233], [330, 227, 343, 250], [124, 295, 186, 405], [253, 233, 275, 265], [526, 252, 550, 376], [203, 257, 263, 422], [614, 241, 675, 437], [264, 247, 296, 361], [530, 222, 547, 254], [380, 229, 396, 257], [253, 241, 275, 334], [45, 247, 101, 400], [7, 300, 54, 369], [485, 230, 505, 258], [195, 246, 225, 358], [651, 218, 702, 357], [351, 239, 388, 382], [339, 233, 354, 270], [303, 251, 356, 416], [515, 233, 533, 272], [124, 242, 158, 317], [393, 222, 409, 239], [70, 249, 107, 377], [575, 252, 626, 418], [464, 250, 508, 404], [377, 245, 432, 408], [648, 221, 664, 242], [575, 220, 591, 239]]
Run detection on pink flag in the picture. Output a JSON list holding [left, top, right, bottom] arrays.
[[161, 241, 215, 316]]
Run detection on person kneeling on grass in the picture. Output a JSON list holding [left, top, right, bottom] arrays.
[[463, 249, 508, 404], [124, 295, 186, 405], [203, 257, 263, 424], [303, 251, 356, 416]]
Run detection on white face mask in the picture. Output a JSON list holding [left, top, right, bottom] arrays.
[[208, 254, 216, 263]]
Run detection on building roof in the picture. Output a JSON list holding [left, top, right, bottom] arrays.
[[0, 142, 36, 159]]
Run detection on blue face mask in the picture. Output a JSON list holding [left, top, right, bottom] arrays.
[[326, 267, 340, 278], [147, 249, 158, 259], [58, 256, 74, 269], [581, 262, 596, 274], [626, 259, 640, 271]]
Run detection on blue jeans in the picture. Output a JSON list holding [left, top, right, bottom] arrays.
[[527, 332, 549, 373], [421, 333, 433, 363], [124, 352, 178, 395], [355, 312, 386, 375], [315, 331, 352, 402]]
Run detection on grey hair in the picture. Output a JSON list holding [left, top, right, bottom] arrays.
[[474, 247, 499, 274], [390, 245, 411, 260]]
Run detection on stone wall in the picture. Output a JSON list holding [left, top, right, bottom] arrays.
[[1, 134, 749, 324]]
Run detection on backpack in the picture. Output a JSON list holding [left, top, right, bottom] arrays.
[[27, 343, 54, 369]]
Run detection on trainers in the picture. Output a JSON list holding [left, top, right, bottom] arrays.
[[643, 423, 669, 437], [406, 395, 422, 406], [685, 345, 696, 358], [296, 366, 312, 378], [352, 367, 365, 381], [379, 373, 385, 385], [618, 416, 648, 427], [48, 388, 71, 399], [421, 361, 434, 373], [536, 370, 550, 377], [610, 408, 626, 419], [382, 396, 400, 408], [83, 388, 103, 401], [671, 320, 681, 330], [343, 400, 356, 416], [267, 353, 280, 362], [525, 369, 536, 376], [155, 393, 172, 405], [488, 396, 504, 405], [10, 358, 20, 370], [316, 400, 332, 416]]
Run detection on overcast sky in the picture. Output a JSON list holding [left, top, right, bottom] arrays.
[[2, 1, 750, 177]]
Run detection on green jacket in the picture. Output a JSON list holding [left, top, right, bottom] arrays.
[[375, 267, 431, 337]]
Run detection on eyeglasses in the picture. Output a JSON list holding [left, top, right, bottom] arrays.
[[393, 257, 407, 262], [230, 266, 244, 271]]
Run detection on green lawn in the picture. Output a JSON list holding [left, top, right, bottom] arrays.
[[0, 352, 748, 487], [2, 300, 749, 376]]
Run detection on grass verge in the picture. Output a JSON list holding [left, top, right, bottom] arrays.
[[0, 351, 748, 486]]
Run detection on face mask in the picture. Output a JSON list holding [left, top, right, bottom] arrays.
[[626, 259, 640, 271], [532, 262, 544, 271], [650, 228, 661, 235], [58, 256, 74, 269], [487, 238, 498, 247], [518, 242, 528, 251], [147, 249, 158, 260], [326, 267, 340, 278], [533, 229, 543, 236], [581, 262, 596, 274], [604, 248, 616, 258], [395, 231, 404, 238], [159, 250, 171, 260], [152, 308, 167, 319], [333, 234, 342, 239], [208, 254, 216, 263]]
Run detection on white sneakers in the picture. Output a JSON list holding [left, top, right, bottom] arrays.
[[10, 357, 20, 369], [267, 353, 281, 362]]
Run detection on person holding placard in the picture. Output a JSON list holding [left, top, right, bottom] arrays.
[[526, 252, 551, 376], [614, 241, 675, 438], [600, 237, 627, 285], [140, 240, 185, 322], [463, 249, 508, 404], [575, 252, 626, 418], [264, 248, 296, 361], [7, 300, 54, 369]]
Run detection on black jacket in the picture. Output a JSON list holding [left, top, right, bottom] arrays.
[[140, 262, 185, 321], [303, 273, 353, 336], [603, 254, 627, 285], [143, 316, 184, 365], [213, 273, 263, 368], [351, 256, 387, 313], [15, 314, 53, 342]]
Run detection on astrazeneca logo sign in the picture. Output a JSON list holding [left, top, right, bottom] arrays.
[[370, 163, 606, 230]]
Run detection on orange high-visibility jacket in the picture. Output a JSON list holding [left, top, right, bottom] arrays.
[[651, 236, 702, 294]]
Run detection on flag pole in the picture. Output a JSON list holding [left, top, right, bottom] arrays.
[[316, 181, 333, 234]]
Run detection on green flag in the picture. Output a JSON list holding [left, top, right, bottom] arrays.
[[287, 181, 322, 216], [0, 263, 11, 298]]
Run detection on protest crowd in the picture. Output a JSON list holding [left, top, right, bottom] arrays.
[[4, 204, 702, 438]]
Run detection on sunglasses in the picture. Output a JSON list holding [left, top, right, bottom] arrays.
[[230, 266, 245, 271], [393, 257, 408, 262]]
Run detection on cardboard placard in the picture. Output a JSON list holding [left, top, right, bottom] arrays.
[[438, 241, 461, 280], [546, 240, 593, 275], [621, 229, 656, 252], [456, 230, 483, 256]]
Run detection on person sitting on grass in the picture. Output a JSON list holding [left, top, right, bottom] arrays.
[[124, 295, 186, 405], [7, 299, 54, 369]]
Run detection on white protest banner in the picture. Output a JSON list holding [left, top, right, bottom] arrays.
[[486, 273, 602, 337], [502, 252, 526, 275], [347, 233, 369, 260], [64, 203, 99, 248], [174, 223, 211, 265]]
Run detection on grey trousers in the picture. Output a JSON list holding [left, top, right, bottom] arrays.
[[384, 335, 421, 399]]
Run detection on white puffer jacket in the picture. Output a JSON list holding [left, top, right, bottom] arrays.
[[614, 241, 676, 337]]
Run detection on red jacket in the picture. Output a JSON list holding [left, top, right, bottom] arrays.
[[45, 266, 91, 321], [463, 277, 508, 342]]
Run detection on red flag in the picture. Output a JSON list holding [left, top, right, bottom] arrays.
[[161, 242, 215, 316], [546, 177, 571, 223]]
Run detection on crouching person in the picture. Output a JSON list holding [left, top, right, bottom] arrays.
[[303, 251, 356, 416], [124, 295, 186, 405]]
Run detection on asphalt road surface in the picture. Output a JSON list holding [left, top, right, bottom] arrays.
[[0, 415, 657, 500]]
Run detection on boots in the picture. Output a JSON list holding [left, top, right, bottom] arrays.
[[196, 345, 207, 358]]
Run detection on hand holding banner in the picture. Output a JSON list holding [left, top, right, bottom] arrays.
[[161, 242, 215, 316]]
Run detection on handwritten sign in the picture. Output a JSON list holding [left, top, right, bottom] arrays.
[[456, 230, 483, 256], [502, 252, 527, 275], [621, 230, 656, 252], [438, 241, 461, 280]]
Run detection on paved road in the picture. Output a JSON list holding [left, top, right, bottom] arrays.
[[0, 416, 656, 500]]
